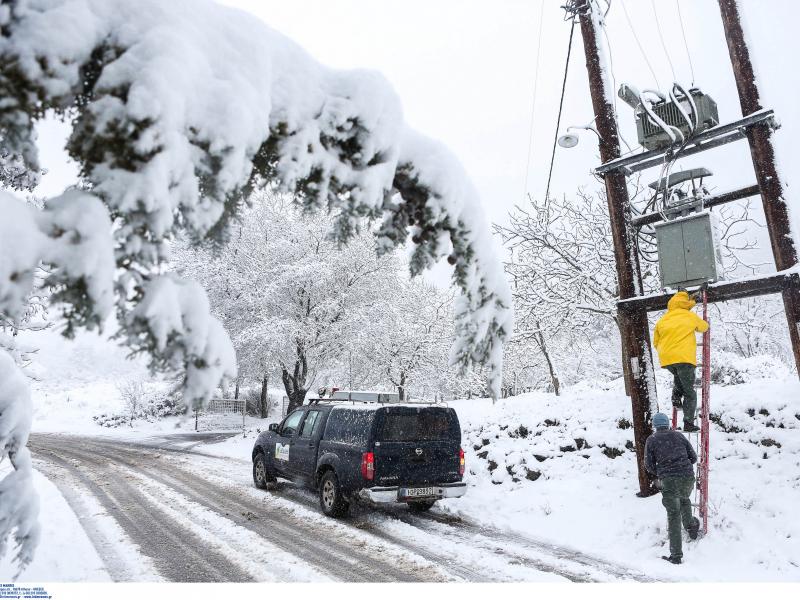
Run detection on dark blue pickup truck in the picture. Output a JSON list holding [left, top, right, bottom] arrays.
[[251, 398, 466, 517]]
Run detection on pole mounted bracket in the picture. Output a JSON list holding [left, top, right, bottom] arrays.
[[595, 109, 777, 176]]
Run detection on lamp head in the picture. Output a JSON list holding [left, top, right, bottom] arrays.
[[557, 133, 580, 148]]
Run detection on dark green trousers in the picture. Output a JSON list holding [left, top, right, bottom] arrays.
[[666, 363, 697, 426], [661, 475, 695, 559]]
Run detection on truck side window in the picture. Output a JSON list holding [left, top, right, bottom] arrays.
[[300, 410, 321, 438], [280, 410, 304, 437], [323, 408, 374, 447]]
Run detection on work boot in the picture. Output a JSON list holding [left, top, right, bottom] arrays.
[[688, 517, 700, 540], [683, 422, 700, 433], [662, 555, 682, 564]]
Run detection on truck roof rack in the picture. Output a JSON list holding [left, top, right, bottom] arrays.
[[305, 390, 443, 406]]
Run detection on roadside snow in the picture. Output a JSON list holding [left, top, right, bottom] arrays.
[[0, 468, 109, 582], [441, 375, 800, 582]]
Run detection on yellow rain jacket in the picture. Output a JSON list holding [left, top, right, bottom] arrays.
[[653, 291, 709, 367]]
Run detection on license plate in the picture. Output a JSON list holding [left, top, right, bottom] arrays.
[[404, 486, 435, 498]]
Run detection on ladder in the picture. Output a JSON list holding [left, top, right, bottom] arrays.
[[671, 288, 711, 534]]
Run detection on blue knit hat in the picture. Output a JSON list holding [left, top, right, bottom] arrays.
[[653, 413, 670, 429]]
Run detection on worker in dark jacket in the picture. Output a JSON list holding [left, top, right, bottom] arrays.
[[645, 412, 700, 564]]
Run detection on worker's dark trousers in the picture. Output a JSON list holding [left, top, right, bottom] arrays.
[[661, 475, 696, 559], [666, 363, 697, 425]]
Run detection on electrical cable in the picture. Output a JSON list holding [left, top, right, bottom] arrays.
[[522, 0, 546, 202], [620, 0, 660, 89], [675, 0, 696, 86], [543, 18, 576, 205], [597, 1, 636, 154], [651, 0, 677, 82]]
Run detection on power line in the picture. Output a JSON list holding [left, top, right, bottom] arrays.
[[675, 0, 696, 85], [544, 18, 576, 205], [522, 0, 546, 201], [620, 0, 660, 89], [598, 3, 637, 155], [651, 0, 677, 82]]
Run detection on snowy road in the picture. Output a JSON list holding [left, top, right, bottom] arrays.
[[28, 433, 656, 582]]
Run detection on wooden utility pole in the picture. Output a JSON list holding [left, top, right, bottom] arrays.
[[573, 0, 658, 496], [718, 0, 800, 374]]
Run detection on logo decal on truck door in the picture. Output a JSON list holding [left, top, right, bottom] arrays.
[[275, 443, 290, 461]]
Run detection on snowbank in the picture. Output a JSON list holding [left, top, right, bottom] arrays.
[[0, 468, 109, 582], [444, 377, 800, 581]]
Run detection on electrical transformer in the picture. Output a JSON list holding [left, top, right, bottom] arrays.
[[654, 211, 723, 289], [636, 89, 719, 151]]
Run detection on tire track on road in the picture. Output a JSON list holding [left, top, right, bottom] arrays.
[[30, 444, 253, 582], [31, 435, 447, 583]]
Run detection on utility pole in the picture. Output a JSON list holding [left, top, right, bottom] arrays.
[[718, 0, 800, 374], [572, 0, 658, 496]]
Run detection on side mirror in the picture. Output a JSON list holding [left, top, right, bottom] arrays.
[[268, 423, 279, 433]]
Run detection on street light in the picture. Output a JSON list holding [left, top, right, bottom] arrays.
[[557, 121, 602, 148]]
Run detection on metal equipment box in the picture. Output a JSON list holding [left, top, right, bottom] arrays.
[[654, 211, 723, 289], [636, 89, 719, 151]]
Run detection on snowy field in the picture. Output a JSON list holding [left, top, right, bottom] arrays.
[[3, 327, 799, 582]]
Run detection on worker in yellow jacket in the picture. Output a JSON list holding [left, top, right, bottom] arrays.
[[653, 291, 709, 432]]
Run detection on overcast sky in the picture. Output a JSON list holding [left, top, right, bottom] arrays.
[[35, 0, 800, 279]]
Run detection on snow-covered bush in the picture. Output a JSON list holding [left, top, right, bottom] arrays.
[[116, 379, 145, 424], [94, 383, 183, 427], [710, 350, 792, 386], [0, 0, 511, 567]]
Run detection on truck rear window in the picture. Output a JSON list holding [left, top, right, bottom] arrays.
[[379, 409, 455, 442]]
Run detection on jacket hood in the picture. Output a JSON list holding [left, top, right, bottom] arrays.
[[667, 291, 695, 311]]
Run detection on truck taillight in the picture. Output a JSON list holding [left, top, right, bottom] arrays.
[[361, 451, 375, 480], [459, 447, 465, 476]]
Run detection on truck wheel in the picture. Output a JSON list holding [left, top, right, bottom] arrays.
[[252, 451, 275, 489], [408, 500, 436, 512], [319, 470, 350, 517]]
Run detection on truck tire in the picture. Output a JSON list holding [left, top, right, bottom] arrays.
[[252, 451, 275, 489], [319, 470, 350, 517], [408, 500, 436, 512]]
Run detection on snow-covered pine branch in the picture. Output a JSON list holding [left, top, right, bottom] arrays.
[[0, 0, 511, 570]]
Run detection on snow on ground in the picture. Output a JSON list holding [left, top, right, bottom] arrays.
[[14, 326, 800, 581], [439, 373, 800, 582], [0, 468, 109, 582]]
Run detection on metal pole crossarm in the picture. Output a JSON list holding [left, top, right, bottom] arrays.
[[617, 271, 800, 313], [631, 184, 761, 228], [594, 109, 777, 176]]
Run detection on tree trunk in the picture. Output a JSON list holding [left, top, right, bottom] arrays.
[[397, 371, 406, 401], [234, 378, 240, 400], [534, 321, 560, 396], [282, 345, 308, 413], [259, 373, 269, 419]]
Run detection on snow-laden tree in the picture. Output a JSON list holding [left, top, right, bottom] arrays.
[[497, 186, 761, 393], [364, 279, 455, 401], [0, 0, 512, 570], [177, 193, 404, 413]]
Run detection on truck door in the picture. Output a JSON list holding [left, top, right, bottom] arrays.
[[289, 409, 324, 477], [273, 409, 305, 476]]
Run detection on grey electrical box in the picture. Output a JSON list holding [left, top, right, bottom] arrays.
[[654, 211, 723, 289]]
